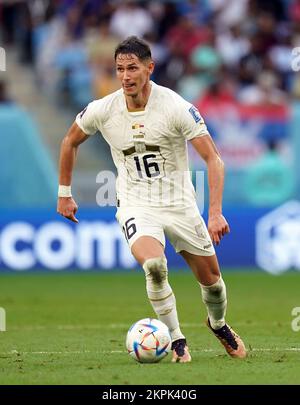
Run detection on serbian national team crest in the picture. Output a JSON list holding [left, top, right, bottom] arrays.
[[188, 105, 201, 123]]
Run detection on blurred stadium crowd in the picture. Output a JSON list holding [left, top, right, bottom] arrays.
[[0, 0, 299, 207], [1, 0, 299, 107]]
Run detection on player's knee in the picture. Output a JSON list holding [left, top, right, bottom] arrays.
[[201, 276, 227, 304], [143, 256, 168, 285]]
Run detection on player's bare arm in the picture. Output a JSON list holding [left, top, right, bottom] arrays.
[[190, 135, 230, 245], [57, 122, 89, 223]]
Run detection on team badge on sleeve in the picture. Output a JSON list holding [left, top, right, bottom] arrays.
[[188, 106, 201, 123]]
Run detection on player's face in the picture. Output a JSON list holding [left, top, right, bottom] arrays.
[[116, 54, 154, 97]]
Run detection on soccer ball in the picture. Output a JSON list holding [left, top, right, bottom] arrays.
[[126, 318, 172, 363]]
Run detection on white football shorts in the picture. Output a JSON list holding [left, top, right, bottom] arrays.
[[115, 205, 215, 256]]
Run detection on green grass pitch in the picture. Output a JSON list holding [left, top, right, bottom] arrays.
[[0, 270, 299, 385]]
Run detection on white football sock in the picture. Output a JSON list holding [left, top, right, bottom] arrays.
[[200, 276, 227, 330], [143, 256, 184, 342]]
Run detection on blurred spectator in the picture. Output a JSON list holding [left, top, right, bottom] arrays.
[[291, 74, 300, 99], [0, 1, 18, 45], [251, 0, 286, 21], [216, 24, 250, 68], [187, 31, 222, 98], [238, 33, 267, 86], [210, 0, 249, 28], [0, 1, 34, 63], [244, 139, 294, 206], [0, 81, 13, 104], [165, 15, 211, 62], [33, 4, 68, 90], [238, 70, 287, 105], [191, 31, 221, 72], [85, 19, 118, 64], [254, 12, 278, 53], [196, 73, 236, 110], [109, 0, 154, 39], [17, 1, 34, 64], [269, 31, 294, 90], [143, 32, 168, 83], [176, 0, 211, 25], [84, 19, 120, 98], [177, 62, 206, 102], [155, 1, 179, 38], [289, 0, 300, 22]]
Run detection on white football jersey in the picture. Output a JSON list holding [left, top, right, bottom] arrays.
[[76, 81, 209, 207]]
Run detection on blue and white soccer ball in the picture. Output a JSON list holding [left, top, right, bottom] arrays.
[[126, 318, 172, 363]]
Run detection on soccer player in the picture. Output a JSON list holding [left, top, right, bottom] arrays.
[[57, 36, 246, 363]]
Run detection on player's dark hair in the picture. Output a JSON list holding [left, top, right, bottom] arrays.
[[114, 36, 152, 61]]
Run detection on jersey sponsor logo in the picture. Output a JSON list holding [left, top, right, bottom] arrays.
[[188, 106, 201, 123]]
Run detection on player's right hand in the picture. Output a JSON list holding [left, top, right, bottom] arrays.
[[208, 213, 230, 246], [57, 197, 79, 223]]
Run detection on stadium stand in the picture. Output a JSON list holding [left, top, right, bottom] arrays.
[[0, 0, 298, 206], [0, 87, 57, 207]]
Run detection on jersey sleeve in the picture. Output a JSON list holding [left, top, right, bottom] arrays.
[[75, 100, 100, 135], [173, 98, 210, 140]]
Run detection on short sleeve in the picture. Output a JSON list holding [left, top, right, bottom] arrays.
[[75, 100, 100, 135], [174, 99, 209, 140]]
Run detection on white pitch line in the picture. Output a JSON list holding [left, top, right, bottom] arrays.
[[251, 348, 300, 352], [3, 350, 124, 355], [7, 322, 291, 331], [1, 348, 299, 356]]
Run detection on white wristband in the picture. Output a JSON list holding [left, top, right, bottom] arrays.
[[58, 185, 72, 198]]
